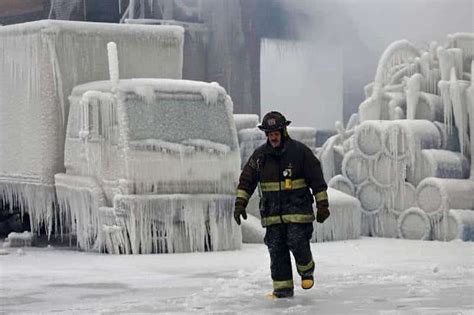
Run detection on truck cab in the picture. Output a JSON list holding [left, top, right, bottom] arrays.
[[55, 79, 242, 253]]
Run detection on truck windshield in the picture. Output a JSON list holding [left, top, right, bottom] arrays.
[[123, 93, 237, 152]]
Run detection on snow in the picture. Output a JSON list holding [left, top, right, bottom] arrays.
[[0, 238, 472, 314]]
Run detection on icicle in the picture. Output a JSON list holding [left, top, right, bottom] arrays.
[[114, 194, 241, 254], [468, 60, 474, 179], [55, 174, 107, 251], [449, 68, 469, 154], [406, 73, 422, 119]]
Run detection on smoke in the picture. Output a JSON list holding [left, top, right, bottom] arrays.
[[261, 0, 473, 129]]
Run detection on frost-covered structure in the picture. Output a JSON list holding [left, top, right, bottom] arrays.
[[320, 33, 474, 241], [57, 78, 241, 254], [0, 20, 242, 254], [0, 20, 184, 236]]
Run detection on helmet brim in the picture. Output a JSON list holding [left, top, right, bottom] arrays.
[[257, 120, 291, 132]]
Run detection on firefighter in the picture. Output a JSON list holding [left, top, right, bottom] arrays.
[[234, 111, 330, 298]]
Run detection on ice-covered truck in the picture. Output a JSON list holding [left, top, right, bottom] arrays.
[[0, 20, 241, 253], [57, 77, 241, 254]]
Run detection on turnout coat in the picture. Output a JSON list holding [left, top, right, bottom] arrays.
[[236, 137, 328, 227]]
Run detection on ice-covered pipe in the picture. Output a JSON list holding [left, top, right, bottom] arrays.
[[415, 92, 444, 122], [372, 153, 407, 187], [432, 209, 474, 241], [107, 42, 120, 92], [353, 120, 390, 158], [387, 182, 416, 215], [342, 150, 370, 185], [356, 180, 385, 214], [328, 174, 355, 197], [373, 40, 421, 95], [416, 177, 474, 217], [419, 149, 469, 180], [386, 120, 442, 157], [433, 121, 460, 152], [397, 207, 431, 240]]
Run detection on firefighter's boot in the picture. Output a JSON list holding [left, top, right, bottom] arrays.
[[267, 288, 294, 299], [301, 275, 314, 290]]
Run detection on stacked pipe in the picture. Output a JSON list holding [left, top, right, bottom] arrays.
[[410, 177, 474, 241], [341, 119, 462, 237]]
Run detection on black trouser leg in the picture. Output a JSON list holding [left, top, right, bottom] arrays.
[[287, 223, 315, 277], [264, 224, 294, 292]]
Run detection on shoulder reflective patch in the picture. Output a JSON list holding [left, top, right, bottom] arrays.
[[315, 190, 328, 202]]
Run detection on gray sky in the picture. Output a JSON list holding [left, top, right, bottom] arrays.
[[261, 0, 473, 129]]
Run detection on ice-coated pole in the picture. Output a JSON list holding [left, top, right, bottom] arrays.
[[107, 42, 119, 92]]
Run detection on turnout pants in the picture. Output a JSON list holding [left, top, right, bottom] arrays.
[[264, 223, 315, 292]]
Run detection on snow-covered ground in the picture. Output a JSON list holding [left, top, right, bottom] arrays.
[[1, 238, 473, 314]]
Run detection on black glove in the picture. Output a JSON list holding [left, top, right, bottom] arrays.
[[234, 199, 247, 225], [316, 207, 330, 223]]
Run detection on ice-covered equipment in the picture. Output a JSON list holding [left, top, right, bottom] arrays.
[[416, 177, 474, 217], [397, 207, 431, 240], [328, 174, 355, 197], [432, 209, 474, 241], [0, 20, 184, 236], [57, 78, 242, 253], [312, 188, 361, 242], [240, 213, 265, 244]]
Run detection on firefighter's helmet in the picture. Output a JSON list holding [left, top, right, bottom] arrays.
[[258, 111, 291, 132]]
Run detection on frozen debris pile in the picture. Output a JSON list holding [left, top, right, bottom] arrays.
[[240, 213, 265, 244], [322, 33, 474, 241], [4, 231, 35, 247], [0, 20, 184, 236], [312, 188, 362, 242]]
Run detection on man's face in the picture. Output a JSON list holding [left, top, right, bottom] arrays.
[[268, 130, 282, 148]]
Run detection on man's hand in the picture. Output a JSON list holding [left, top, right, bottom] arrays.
[[234, 202, 247, 225], [316, 207, 330, 223]]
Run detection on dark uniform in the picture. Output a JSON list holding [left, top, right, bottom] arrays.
[[234, 111, 329, 298]]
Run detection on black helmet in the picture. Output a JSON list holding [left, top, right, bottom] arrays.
[[258, 111, 291, 132]]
